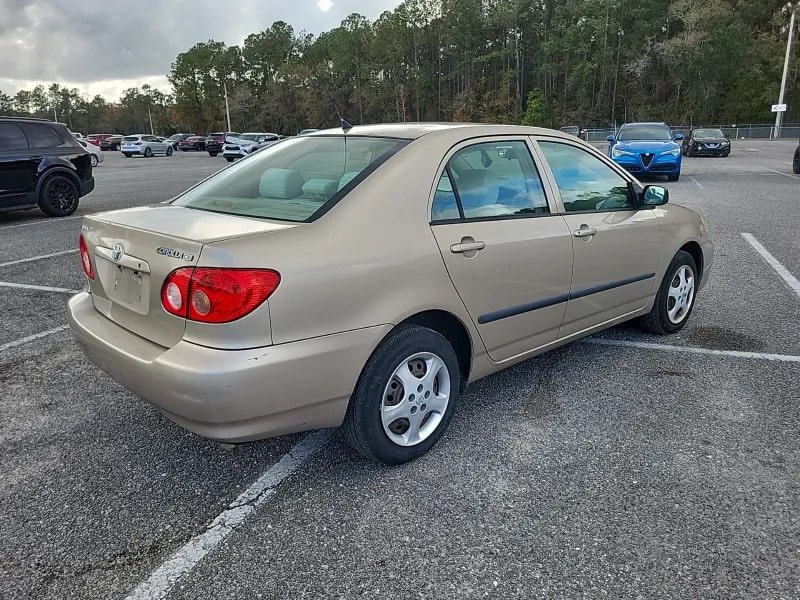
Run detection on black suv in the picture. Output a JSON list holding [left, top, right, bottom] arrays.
[[0, 117, 95, 217], [682, 127, 731, 157]]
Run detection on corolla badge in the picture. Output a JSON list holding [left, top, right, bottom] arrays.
[[111, 243, 125, 263], [157, 247, 195, 261]]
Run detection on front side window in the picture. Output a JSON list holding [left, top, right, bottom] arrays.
[[173, 136, 407, 222], [0, 123, 29, 150], [539, 142, 635, 212], [431, 140, 549, 221], [20, 123, 66, 149]]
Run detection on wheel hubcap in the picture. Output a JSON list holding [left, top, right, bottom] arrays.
[[381, 352, 450, 447], [667, 265, 695, 324]]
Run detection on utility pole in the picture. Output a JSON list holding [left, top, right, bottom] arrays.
[[774, 5, 796, 139], [53, 105, 57, 122], [148, 107, 154, 135], [223, 81, 232, 131]]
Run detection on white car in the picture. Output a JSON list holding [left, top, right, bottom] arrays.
[[77, 139, 103, 167], [222, 132, 280, 162], [121, 135, 174, 158]]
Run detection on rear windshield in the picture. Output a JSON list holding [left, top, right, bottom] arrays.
[[173, 136, 407, 222], [618, 125, 673, 141], [123, 136, 139, 142]]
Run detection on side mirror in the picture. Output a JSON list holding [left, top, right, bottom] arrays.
[[642, 185, 669, 207], [606, 135, 616, 143], [673, 133, 685, 141]]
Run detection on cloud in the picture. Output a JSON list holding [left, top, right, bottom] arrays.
[[0, 0, 400, 99]]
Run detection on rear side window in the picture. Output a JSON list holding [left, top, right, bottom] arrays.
[[432, 140, 549, 221], [0, 123, 28, 150], [173, 136, 407, 222], [19, 123, 65, 149]]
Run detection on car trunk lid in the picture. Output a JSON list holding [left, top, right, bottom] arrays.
[[83, 205, 296, 347]]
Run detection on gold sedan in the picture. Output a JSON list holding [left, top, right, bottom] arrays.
[[68, 123, 714, 464]]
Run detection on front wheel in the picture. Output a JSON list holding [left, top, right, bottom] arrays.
[[342, 325, 461, 465], [38, 174, 80, 217], [637, 251, 698, 335], [667, 172, 680, 181]]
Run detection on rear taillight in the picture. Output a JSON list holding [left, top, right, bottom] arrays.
[[79, 234, 94, 280], [161, 268, 280, 324]]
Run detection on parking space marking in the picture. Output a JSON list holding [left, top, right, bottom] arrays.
[[0, 325, 69, 353], [585, 338, 800, 363], [689, 177, 704, 189], [765, 168, 799, 180], [0, 249, 77, 268], [0, 281, 79, 294], [126, 429, 332, 600], [742, 233, 800, 299], [0, 215, 81, 230]]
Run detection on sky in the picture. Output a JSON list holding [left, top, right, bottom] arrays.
[[0, 0, 402, 100]]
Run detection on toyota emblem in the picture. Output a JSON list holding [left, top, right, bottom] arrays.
[[111, 243, 125, 263]]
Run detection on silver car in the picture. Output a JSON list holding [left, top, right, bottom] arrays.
[[121, 135, 174, 158], [222, 133, 280, 162]]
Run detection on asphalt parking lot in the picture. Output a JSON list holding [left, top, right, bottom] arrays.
[[1, 142, 799, 599]]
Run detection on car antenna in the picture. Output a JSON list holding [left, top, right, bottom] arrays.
[[317, 68, 352, 134]]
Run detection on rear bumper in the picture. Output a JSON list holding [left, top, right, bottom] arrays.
[[80, 178, 95, 197], [67, 292, 390, 442]]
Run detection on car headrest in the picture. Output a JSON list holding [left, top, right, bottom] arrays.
[[259, 168, 304, 199], [302, 178, 338, 200], [456, 170, 500, 208]]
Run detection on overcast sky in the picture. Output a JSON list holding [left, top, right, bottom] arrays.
[[0, 0, 401, 100]]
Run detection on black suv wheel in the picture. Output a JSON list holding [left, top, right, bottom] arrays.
[[38, 174, 80, 217]]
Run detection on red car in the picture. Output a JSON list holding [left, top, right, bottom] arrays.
[[86, 133, 113, 146], [178, 136, 207, 151]]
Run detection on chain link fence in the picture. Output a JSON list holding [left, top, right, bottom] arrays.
[[583, 124, 800, 142]]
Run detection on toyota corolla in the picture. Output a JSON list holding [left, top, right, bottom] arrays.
[[68, 123, 713, 464]]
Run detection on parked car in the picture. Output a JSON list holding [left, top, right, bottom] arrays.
[[0, 116, 94, 217], [222, 132, 280, 162], [87, 133, 113, 146], [559, 125, 584, 139], [68, 123, 713, 464], [77, 139, 104, 167], [607, 122, 684, 181], [682, 128, 731, 157], [99, 135, 124, 151], [178, 136, 207, 152], [165, 133, 193, 149], [793, 140, 800, 174], [71, 131, 85, 140], [121, 134, 174, 158], [205, 131, 241, 157]]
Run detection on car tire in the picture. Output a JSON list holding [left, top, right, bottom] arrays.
[[166, 146, 174, 156], [144, 147, 152, 158], [225, 157, 235, 162], [90, 155, 99, 167], [209, 152, 218, 157], [342, 325, 462, 465], [123, 153, 132, 158], [38, 174, 80, 217], [637, 250, 698, 335], [793, 148, 800, 174], [667, 173, 680, 181]]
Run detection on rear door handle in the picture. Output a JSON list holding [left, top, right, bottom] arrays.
[[573, 227, 598, 238], [450, 241, 486, 253]]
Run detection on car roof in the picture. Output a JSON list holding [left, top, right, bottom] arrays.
[[0, 116, 65, 124], [304, 122, 576, 141], [620, 122, 668, 127]]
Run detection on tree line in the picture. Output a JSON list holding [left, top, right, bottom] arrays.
[[1, 0, 797, 135]]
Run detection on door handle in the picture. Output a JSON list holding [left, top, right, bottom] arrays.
[[573, 226, 598, 238], [450, 240, 486, 253]]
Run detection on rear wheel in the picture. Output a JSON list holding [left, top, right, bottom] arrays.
[[209, 152, 219, 157], [342, 325, 461, 465], [123, 153, 132, 158], [793, 147, 800, 174], [143, 147, 152, 158], [38, 174, 80, 217], [637, 251, 697, 335], [225, 157, 235, 162], [90, 155, 98, 167], [166, 146, 174, 156]]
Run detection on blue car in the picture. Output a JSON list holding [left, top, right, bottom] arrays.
[[607, 122, 684, 181]]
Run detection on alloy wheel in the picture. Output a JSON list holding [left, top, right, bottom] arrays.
[[667, 265, 695, 324]]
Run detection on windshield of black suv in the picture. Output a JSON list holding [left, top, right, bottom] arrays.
[[694, 129, 725, 138], [173, 135, 408, 222], [618, 125, 673, 141]]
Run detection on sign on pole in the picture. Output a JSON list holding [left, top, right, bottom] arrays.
[[772, 103, 787, 113]]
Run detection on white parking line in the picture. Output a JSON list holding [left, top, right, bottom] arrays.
[[125, 430, 331, 600], [0, 249, 78, 268], [742, 233, 800, 300], [765, 168, 799, 180], [0, 325, 70, 353], [0, 281, 79, 294], [0, 215, 81, 230], [689, 177, 704, 189], [584, 338, 800, 363]]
